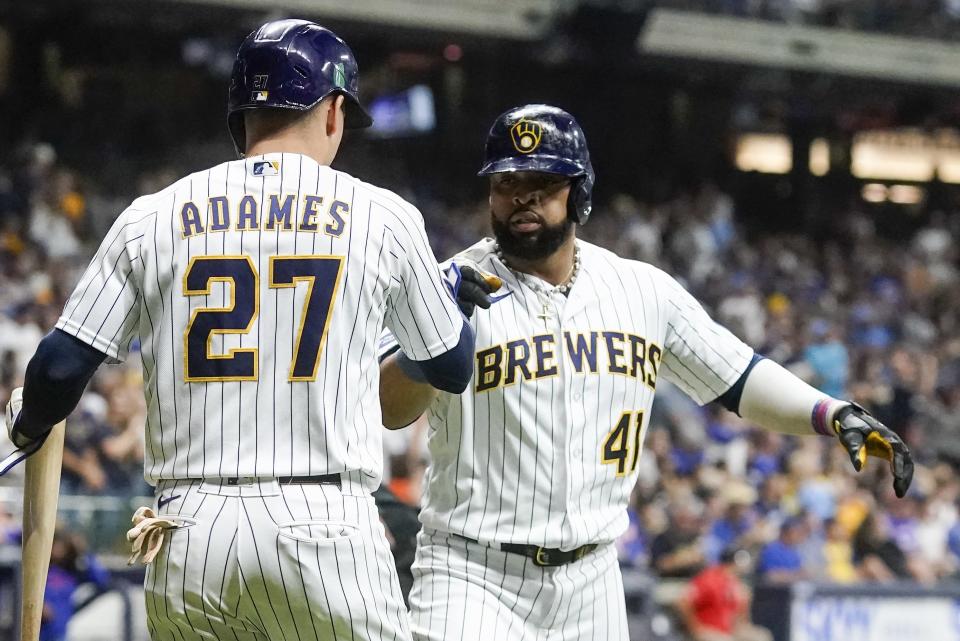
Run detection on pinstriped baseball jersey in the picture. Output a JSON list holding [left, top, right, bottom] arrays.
[[57, 152, 463, 487], [382, 237, 753, 550]]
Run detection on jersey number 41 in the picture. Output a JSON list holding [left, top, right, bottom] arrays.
[[601, 411, 646, 477]]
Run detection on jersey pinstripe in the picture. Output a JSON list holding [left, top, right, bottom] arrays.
[[57, 152, 463, 487], [381, 237, 753, 550]]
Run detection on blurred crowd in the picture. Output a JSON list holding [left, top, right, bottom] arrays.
[[656, 0, 960, 39], [1, 142, 960, 606], [528, 180, 960, 637], [0, 143, 151, 502], [589, 184, 960, 590]]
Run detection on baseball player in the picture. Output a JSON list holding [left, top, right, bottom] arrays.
[[4, 19, 475, 641], [378, 104, 914, 640]]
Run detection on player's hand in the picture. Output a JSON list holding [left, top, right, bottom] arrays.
[[5, 387, 30, 448], [449, 264, 503, 317], [5, 387, 46, 451], [833, 403, 913, 498], [1, 387, 51, 476]]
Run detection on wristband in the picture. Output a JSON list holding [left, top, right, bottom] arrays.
[[812, 398, 845, 436]]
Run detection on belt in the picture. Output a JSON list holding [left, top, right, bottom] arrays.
[[461, 536, 598, 567], [222, 474, 342, 488]]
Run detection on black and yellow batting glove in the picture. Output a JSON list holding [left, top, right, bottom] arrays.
[[833, 403, 914, 498]]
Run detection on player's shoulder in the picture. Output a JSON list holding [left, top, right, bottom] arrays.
[[127, 162, 225, 213], [114, 177, 184, 231], [444, 238, 498, 270], [329, 168, 424, 224], [579, 239, 682, 290], [579, 239, 658, 276]]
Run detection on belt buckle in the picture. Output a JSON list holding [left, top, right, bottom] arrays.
[[534, 546, 551, 567]]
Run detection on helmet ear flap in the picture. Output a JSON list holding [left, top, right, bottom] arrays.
[[228, 112, 247, 158], [568, 162, 594, 225]]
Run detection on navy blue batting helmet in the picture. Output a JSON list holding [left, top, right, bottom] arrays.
[[228, 19, 372, 156], [478, 105, 595, 224]]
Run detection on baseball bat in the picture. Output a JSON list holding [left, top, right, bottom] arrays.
[[19, 420, 65, 641]]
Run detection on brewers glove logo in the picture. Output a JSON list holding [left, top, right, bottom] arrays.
[[510, 119, 542, 154]]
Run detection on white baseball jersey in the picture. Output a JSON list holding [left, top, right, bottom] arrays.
[[382, 237, 753, 550], [57, 152, 463, 487]]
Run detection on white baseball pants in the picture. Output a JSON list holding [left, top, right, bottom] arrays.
[[144, 477, 412, 641], [409, 529, 629, 641]]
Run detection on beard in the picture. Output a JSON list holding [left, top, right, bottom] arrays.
[[491, 211, 574, 261]]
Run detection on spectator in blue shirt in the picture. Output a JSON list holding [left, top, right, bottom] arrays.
[[705, 483, 758, 563], [758, 516, 810, 583], [40, 529, 111, 641], [803, 319, 849, 399]]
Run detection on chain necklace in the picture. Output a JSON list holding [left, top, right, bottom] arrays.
[[494, 242, 581, 297]]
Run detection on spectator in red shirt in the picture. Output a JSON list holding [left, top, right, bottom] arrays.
[[678, 548, 772, 641]]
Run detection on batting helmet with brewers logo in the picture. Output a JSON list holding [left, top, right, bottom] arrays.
[[227, 19, 373, 157], [478, 104, 595, 225]]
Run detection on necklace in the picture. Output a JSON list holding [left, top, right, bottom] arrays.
[[494, 242, 581, 296]]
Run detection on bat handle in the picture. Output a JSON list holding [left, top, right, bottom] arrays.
[[20, 420, 65, 641]]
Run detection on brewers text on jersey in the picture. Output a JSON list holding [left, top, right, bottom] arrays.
[[473, 329, 662, 392]]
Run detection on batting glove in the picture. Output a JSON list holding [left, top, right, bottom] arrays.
[[1, 387, 50, 476], [5, 387, 32, 448], [6, 387, 47, 451], [833, 402, 914, 498], [444, 264, 504, 318]]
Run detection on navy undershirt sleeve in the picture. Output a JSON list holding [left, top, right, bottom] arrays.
[[715, 353, 764, 415], [410, 321, 475, 394], [14, 329, 107, 440]]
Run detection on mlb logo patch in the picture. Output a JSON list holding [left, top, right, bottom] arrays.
[[252, 90, 269, 102], [252, 161, 280, 176]]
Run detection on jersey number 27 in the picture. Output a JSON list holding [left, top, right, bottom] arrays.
[[182, 254, 343, 382]]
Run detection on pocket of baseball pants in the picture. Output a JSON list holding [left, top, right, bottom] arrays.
[[162, 516, 199, 531], [276, 521, 361, 545]]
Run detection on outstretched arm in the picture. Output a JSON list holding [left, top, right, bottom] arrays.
[[652, 269, 913, 499], [734, 358, 913, 498], [736, 358, 841, 436], [379, 264, 501, 429]]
